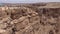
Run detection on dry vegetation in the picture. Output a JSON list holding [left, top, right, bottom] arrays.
[[0, 2, 60, 34]]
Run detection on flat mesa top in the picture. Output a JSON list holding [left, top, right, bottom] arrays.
[[0, 2, 60, 8]]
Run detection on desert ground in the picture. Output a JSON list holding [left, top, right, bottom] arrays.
[[0, 2, 60, 34]]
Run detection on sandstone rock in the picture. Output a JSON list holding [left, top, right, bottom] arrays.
[[0, 3, 60, 34]]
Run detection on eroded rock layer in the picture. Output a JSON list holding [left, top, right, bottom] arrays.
[[0, 4, 60, 34]]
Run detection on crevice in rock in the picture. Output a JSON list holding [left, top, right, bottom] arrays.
[[49, 30, 54, 34]]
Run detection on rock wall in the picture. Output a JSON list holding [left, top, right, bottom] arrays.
[[0, 5, 60, 34]]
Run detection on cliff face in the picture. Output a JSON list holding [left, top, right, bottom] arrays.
[[0, 3, 60, 34]]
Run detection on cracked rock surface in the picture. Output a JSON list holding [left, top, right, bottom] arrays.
[[0, 3, 60, 34]]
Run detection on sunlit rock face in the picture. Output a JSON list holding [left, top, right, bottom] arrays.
[[0, 3, 60, 34]]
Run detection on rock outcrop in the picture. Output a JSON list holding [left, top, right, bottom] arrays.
[[0, 3, 60, 34]]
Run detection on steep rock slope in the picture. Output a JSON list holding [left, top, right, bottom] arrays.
[[0, 3, 60, 34]]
